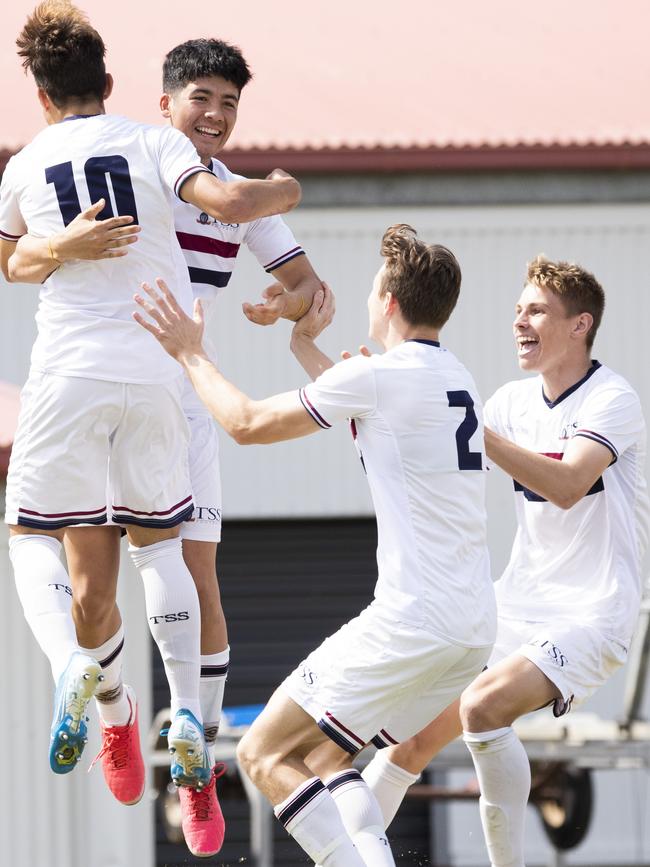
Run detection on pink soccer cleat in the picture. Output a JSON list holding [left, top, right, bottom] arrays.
[[93, 685, 145, 805], [178, 763, 227, 857]]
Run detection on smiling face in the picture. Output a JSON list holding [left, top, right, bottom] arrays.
[[160, 75, 239, 164], [513, 282, 588, 375]]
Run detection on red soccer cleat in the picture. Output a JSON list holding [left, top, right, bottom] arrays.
[[178, 763, 227, 857], [93, 686, 145, 805]]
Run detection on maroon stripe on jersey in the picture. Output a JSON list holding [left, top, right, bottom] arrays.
[[112, 494, 193, 517], [379, 728, 399, 745], [174, 166, 211, 199], [19, 506, 106, 518], [265, 246, 302, 269], [0, 229, 23, 241], [176, 231, 240, 258], [541, 452, 563, 460]]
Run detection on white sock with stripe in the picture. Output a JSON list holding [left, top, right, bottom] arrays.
[[82, 624, 131, 726], [9, 534, 79, 681], [361, 748, 420, 828], [200, 646, 229, 766], [274, 776, 366, 866], [129, 538, 201, 719], [321, 769, 396, 866], [464, 726, 530, 867]]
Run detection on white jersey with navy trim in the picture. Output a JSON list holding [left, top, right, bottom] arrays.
[[300, 339, 496, 647], [173, 157, 304, 308], [0, 114, 210, 384], [485, 362, 649, 644]]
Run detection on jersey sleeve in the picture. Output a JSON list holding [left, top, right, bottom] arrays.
[[575, 384, 645, 463], [243, 214, 305, 273], [299, 355, 377, 429], [153, 127, 212, 201], [483, 382, 513, 437], [0, 158, 27, 241]]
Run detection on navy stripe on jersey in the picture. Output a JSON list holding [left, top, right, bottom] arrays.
[[113, 502, 194, 529], [317, 711, 365, 755], [176, 231, 239, 258], [17, 512, 107, 530], [200, 663, 229, 678], [0, 228, 23, 241], [543, 360, 602, 408], [575, 429, 618, 462], [264, 246, 305, 272], [299, 388, 331, 429], [326, 769, 364, 793], [513, 452, 604, 501], [276, 777, 325, 828], [371, 729, 399, 749], [187, 266, 232, 289], [174, 166, 212, 200]]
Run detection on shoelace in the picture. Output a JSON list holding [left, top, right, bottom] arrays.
[[89, 725, 130, 772], [186, 763, 227, 822]]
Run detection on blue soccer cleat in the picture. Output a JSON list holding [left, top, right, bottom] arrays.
[[165, 708, 212, 790], [49, 652, 104, 774]]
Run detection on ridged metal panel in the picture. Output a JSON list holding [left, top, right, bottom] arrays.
[[0, 510, 155, 867]]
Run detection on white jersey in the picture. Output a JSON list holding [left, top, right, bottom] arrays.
[[486, 362, 649, 645], [300, 339, 496, 647], [175, 157, 304, 415], [0, 114, 210, 384]]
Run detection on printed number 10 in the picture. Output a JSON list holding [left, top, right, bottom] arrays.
[[45, 156, 138, 226], [447, 390, 483, 470]]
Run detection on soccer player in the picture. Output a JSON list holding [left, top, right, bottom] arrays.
[[0, 0, 300, 830], [134, 224, 497, 866], [360, 257, 650, 867], [9, 35, 321, 856]]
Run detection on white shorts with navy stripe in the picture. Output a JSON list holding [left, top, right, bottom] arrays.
[[282, 602, 490, 754], [491, 616, 628, 716], [180, 412, 222, 543], [5, 370, 192, 530]]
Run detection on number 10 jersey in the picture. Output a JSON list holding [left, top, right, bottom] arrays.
[[0, 114, 210, 384]]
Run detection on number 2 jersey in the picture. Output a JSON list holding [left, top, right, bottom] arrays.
[[300, 339, 496, 647], [0, 114, 210, 384], [485, 362, 649, 646]]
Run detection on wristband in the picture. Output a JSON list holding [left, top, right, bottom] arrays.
[[287, 293, 307, 322]]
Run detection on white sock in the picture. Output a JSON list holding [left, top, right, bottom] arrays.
[[9, 534, 79, 681], [129, 538, 201, 719], [81, 625, 131, 726], [362, 749, 420, 829], [324, 769, 396, 866], [464, 727, 530, 867], [274, 777, 366, 866], [200, 646, 229, 766]]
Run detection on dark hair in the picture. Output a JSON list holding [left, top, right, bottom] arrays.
[[379, 224, 461, 328], [526, 256, 605, 349], [163, 38, 252, 93], [17, 1, 107, 106]]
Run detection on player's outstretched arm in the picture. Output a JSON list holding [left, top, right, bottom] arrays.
[[133, 279, 320, 445], [4, 199, 139, 284], [243, 255, 324, 326], [289, 285, 336, 380], [180, 168, 301, 226], [485, 426, 613, 509]]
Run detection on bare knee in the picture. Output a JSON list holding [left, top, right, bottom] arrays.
[[460, 681, 505, 732], [237, 729, 277, 787], [72, 580, 117, 630]]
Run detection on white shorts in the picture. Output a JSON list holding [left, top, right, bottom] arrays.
[[282, 603, 491, 754], [180, 413, 222, 543], [491, 616, 628, 715], [5, 371, 193, 530]]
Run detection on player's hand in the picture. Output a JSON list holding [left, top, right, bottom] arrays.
[[133, 278, 205, 362], [242, 281, 287, 326], [341, 345, 372, 360], [292, 282, 335, 341], [51, 199, 140, 262]]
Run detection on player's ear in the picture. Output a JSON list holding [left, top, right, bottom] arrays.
[[160, 93, 172, 119], [103, 73, 114, 100], [573, 312, 593, 339], [383, 291, 397, 315]]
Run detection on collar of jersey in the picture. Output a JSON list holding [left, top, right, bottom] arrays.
[[60, 114, 101, 122], [542, 360, 601, 408], [405, 338, 440, 348]]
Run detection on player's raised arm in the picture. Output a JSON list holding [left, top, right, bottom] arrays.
[[179, 167, 301, 226], [5, 200, 140, 284], [243, 254, 324, 326], [133, 279, 320, 444]]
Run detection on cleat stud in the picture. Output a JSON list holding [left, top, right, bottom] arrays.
[[97, 675, 105, 682], [60, 733, 69, 741], [82, 737, 88, 744], [83, 673, 90, 680]]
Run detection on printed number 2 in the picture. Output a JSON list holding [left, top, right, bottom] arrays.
[[447, 390, 483, 470], [45, 156, 139, 226]]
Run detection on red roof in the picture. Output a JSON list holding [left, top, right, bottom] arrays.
[[1, 0, 649, 162]]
